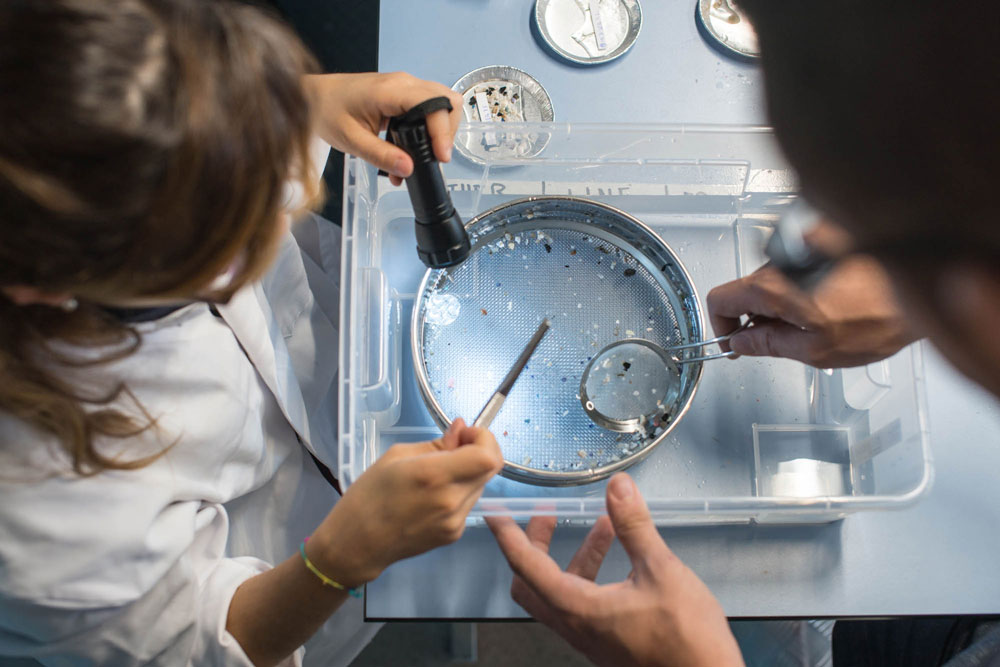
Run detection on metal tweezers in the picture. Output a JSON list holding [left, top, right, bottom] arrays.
[[473, 319, 551, 429]]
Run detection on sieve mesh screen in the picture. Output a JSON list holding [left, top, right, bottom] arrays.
[[413, 197, 703, 485]]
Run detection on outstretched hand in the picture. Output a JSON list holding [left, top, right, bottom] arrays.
[[487, 474, 744, 667]]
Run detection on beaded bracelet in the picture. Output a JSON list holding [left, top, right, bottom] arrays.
[[299, 537, 362, 598]]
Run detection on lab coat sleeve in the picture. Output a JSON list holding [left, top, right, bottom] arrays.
[[0, 500, 304, 667]]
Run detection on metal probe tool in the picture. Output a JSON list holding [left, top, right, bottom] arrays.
[[472, 319, 551, 429]]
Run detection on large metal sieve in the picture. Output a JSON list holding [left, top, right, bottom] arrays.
[[412, 196, 706, 485]]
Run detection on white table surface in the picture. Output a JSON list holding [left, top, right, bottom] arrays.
[[363, 0, 1000, 619]]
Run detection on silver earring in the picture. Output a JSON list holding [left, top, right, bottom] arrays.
[[59, 298, 79, 312]]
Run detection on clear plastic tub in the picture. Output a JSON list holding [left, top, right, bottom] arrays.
[[337, 123, 932, 524]]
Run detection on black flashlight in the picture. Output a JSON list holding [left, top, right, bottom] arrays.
[[383, 97, 471, 269]]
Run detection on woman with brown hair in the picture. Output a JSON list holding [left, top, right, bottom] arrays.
[[0, 1, 500, 665]]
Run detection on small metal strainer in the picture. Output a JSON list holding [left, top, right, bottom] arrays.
[[412, 196, 706, 486]]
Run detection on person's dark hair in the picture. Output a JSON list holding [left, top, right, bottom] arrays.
[[0, 0, 318, 473], [739, 0, 999, 256]]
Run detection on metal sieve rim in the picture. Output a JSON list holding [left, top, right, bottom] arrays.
[[411, 196, 706, 486]]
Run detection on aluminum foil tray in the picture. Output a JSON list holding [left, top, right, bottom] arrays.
[[452, 65, 554, 164]]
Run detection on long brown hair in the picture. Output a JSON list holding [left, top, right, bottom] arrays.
[[0, 0, 319, 473]]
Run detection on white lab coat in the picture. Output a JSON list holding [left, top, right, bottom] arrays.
[[0, 215, 380, 666]]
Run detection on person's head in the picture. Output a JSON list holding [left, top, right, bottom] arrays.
[[740, 0, 1000, 396], [0, 0, 318, 472]]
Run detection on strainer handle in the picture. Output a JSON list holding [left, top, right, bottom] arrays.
[[673, 349, 738, 364], [665, 314, 759, 351], [668, 315, 759, 364]]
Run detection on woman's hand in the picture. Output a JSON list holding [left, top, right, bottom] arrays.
[[226, 421, 500, 666], [707, 257, 916, 368], [311, 418, 503, 586], [304, 72, 463, 185], [487, 474, 744, 667]]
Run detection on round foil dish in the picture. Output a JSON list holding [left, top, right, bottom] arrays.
[[695, 0, 760, 60], [411, 196, 706, 486], [452, 65, 554, 165], [534, 0, 642, 65]]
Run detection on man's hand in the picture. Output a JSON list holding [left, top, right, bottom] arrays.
[[707, 257, 916, 368], [304, 72, 463, 185], [487, 474, 744, 667]]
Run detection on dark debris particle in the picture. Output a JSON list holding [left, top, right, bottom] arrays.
[[481, 308, 488, 315], [623, 268, 637, 277], [564, 264, 570, 268], [561, 377, 567, 382], [598, 246, 611, 254], [570, 249, 577, 255], [468, 97, 477, 106], [524, 418, 531, 424], [486, 86, 495, 95], [660, 263, 668, 272], [512, 93, 520, 100], [544, 243, 552, 253], [623, 362, 631, 371], [499, 86, 507, 94]]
